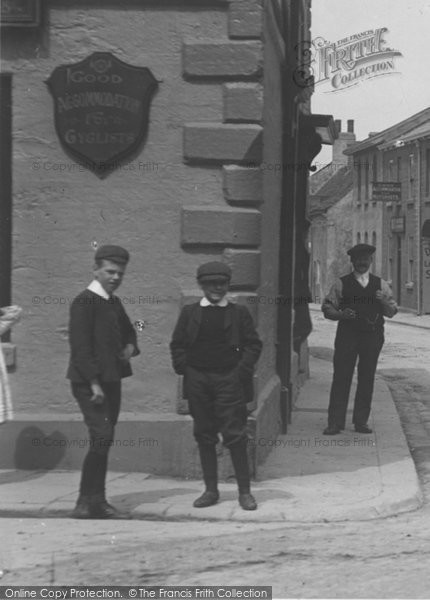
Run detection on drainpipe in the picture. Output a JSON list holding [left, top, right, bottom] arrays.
[[416, 140, 422, 314]]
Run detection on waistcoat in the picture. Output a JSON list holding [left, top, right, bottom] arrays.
[[339, 273, 384, 332]]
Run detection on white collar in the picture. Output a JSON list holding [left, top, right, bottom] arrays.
[[87, 279, 110, 300], [353, 270, 370, 285], [200, 296, 228, 307]]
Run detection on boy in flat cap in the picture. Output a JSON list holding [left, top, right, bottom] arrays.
[[67, 245, 140, 518], [322, 244, 397, 435], [170, 262, 262, 510]]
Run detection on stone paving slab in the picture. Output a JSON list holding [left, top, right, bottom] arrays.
[[0, 357, 422, 523]]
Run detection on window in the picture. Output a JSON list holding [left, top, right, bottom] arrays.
[[388, 159, 394, 180], [364, 159, 370, 200], [357, 160, 362, 201], [372, 154, 378, 183], [397, 157, 402, 183], [387, 236, 393, 283], [315, 260, 321, 285], [426, 149, 430, 195], [408, 236, 414, 282], [372, 231, 376, 247], [357, 232, 361, 243], [364, 232, 368, 244], [388, 258, 393, 282], [409, 153, 415, 198]]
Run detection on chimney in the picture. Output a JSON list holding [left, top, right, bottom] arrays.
[[332, 119, 356, 167]]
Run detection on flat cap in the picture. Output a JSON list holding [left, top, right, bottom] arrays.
[[95, 245, 130, 264], [197, 261, 232, 282], [347, 243, 376, 258]]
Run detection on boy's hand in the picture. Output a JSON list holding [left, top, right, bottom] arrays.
[[90, 382, 105, 405], [120, 343, 135, 362]]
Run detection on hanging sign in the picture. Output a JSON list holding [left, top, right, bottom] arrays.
[[46, 52, 158, 178]]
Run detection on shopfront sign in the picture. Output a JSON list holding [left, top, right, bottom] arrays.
[[46, 52, 158, 178], [390, 216, 405, 233], [1, 0, 40, 26], [372, 181, 402, 202]]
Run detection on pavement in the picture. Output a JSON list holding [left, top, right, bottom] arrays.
[[0, 353, 423, 523]]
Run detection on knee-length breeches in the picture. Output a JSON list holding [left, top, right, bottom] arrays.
[[185, 366, 248, 447]]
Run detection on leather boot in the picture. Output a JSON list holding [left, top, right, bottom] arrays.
[[229, 441, 257, 511], [193, 490, 220, 508], [90, 493, 129, 519], [193, 444, 219, 507], [71, 495, 92, 519]]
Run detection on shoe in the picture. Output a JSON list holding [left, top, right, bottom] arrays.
[[71, 497, 91, 519], [323, 426, 341, 435], [193, 490, 219, 508], [239, 493, 257, 511], [355, 424, 373, 434], [90, 500, 128, 519]]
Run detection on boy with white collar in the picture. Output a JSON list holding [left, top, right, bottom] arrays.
[[67, 245, 139, 518], [170, 261, 262, 510]]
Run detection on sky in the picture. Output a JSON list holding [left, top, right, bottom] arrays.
[[311, 0, 430, 166]]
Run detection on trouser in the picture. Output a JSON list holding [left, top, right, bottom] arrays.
[[327, 328, 384, 429], [71, 381, 121, 499], [185, 366, 251, 493]]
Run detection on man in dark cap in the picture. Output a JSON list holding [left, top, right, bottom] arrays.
[[67, 245, 140, 518], [170, 261, 262, 510], [321, 244, 397, 435]]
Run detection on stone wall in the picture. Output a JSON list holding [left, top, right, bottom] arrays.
[[326, 190, 353, 289], [2, 1, 265, 417], [1, 0, 312, 475]]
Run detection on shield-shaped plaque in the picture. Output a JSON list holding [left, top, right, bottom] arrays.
[[46, 52, 158, 178]]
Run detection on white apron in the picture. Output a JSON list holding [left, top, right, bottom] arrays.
[[0, 306, 22, 424], [0, 344, 12, 423]]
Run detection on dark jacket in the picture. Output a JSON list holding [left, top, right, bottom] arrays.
[[66, 289, 140, 383], [170, 302, 262, 403]]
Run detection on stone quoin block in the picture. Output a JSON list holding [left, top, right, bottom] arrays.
[[183, 40, 262, 78], [228, 0, 263, 39], [222, 248, 261, 289], [223, 83, 263, 123], [183, 123, 262, 163], [223, 165, 263, 203], [181, 207, 261, 247]]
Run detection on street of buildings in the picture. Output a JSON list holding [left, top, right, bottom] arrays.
[[2, 310, 430, 598]]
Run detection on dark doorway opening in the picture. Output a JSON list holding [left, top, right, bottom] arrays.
[[0, 73, 12, 341], [396, 235, 402, 305]]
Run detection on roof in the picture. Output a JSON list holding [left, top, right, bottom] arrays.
[[308, 165, 353, 216], [344, 106, 430, 155], [378, 121, 430, 150], [395, 121, 430, 143], [309, 162, 337, 195]]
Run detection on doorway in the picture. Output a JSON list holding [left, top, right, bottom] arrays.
[[0, 74, 12, 340], [396, 235, 402, 305]]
